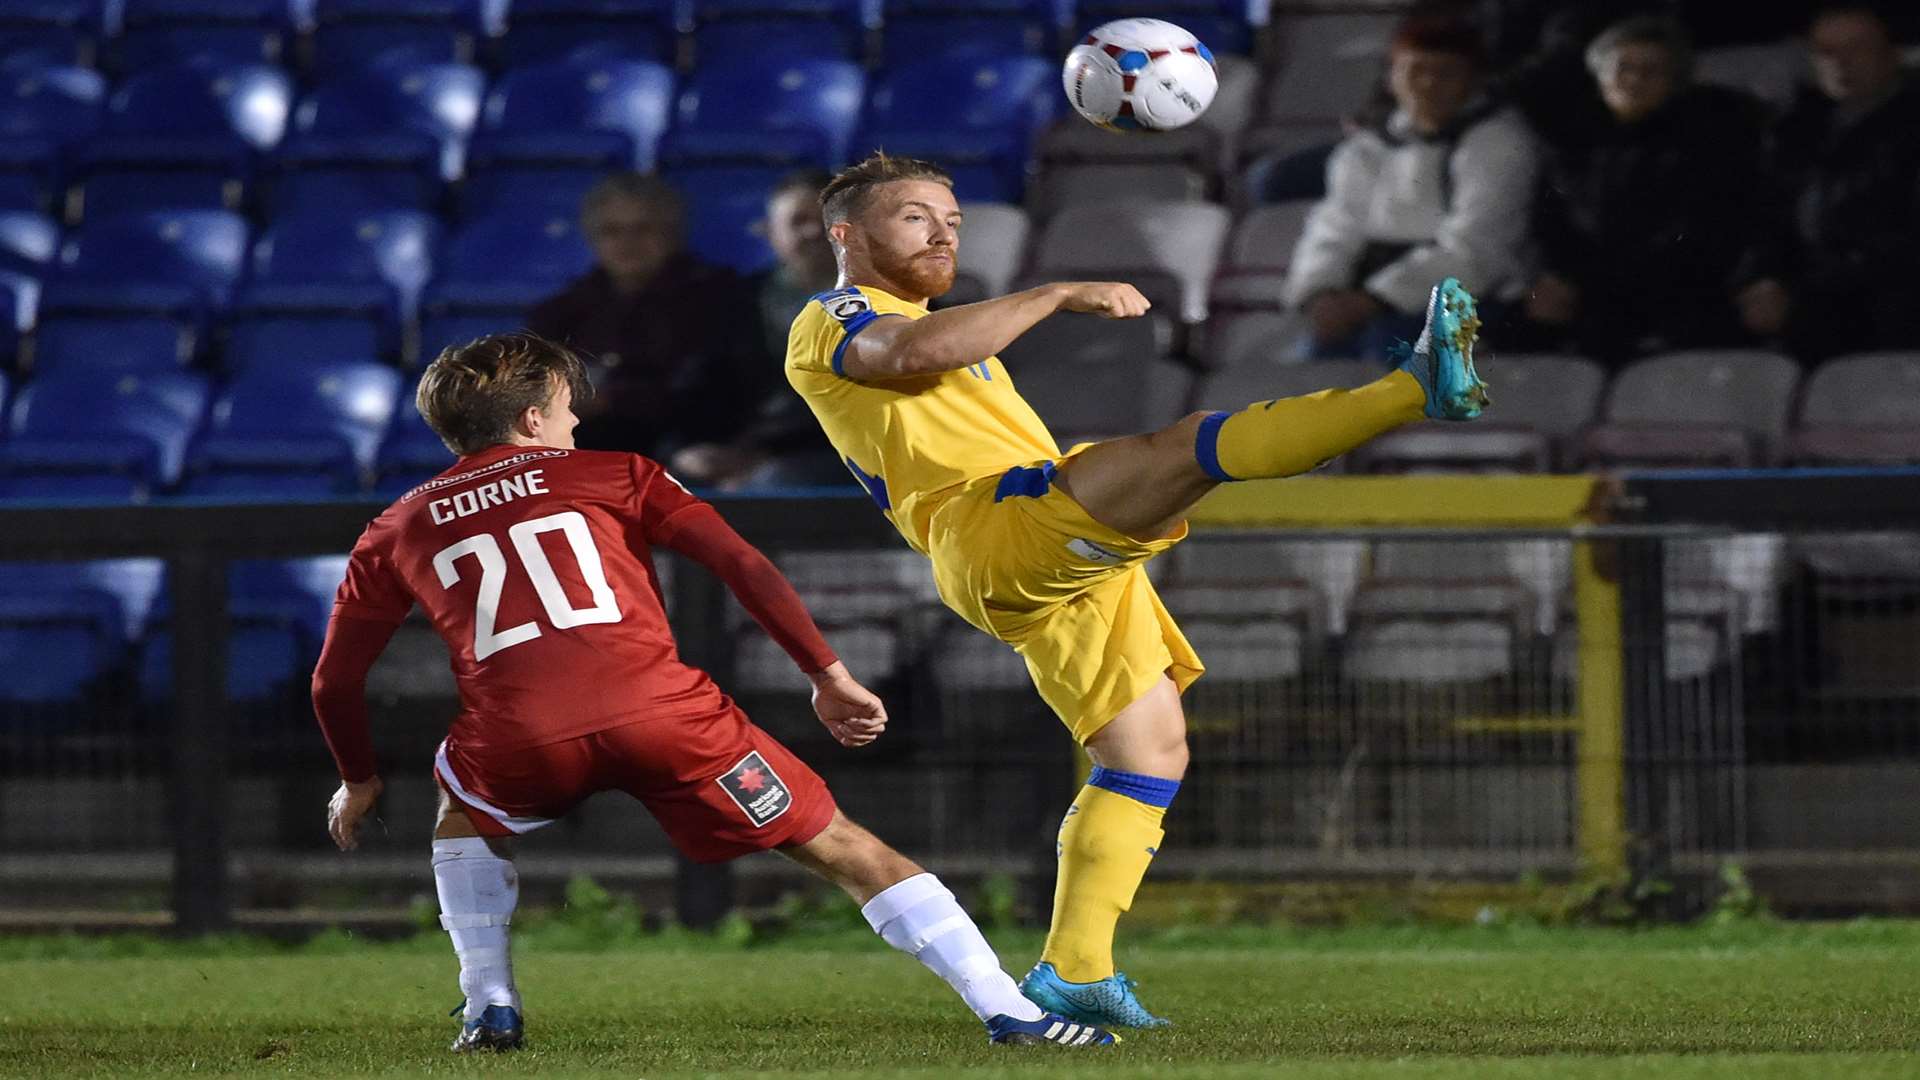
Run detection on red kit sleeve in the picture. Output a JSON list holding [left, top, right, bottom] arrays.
[[632, 458, 840, 675], [312, 525, 412, 782]]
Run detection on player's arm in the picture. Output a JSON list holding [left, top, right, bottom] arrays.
[[311, 610, 403, 850], [839, 281, 1151, 381]]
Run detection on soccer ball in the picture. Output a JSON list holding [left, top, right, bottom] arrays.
[[1062, 18, 1218, 132]]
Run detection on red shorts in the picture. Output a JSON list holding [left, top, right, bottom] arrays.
[[434, 707, 837, 863]]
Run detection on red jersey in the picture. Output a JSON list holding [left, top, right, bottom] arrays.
[[329, 445, 824, 756]]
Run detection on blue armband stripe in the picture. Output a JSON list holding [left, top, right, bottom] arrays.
[[1088, 766, 1181, 808]]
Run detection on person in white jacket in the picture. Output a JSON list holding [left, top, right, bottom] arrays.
[[1282, 15, 1539, 361]]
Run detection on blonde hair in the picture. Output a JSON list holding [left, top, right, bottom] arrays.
[[819, 151, 953, 226], [416, 332, 594, 455]]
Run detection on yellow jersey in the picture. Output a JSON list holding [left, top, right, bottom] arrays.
[[786, 284, 1061, 554]]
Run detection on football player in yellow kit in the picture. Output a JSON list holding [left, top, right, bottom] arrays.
[[786, 153, 1488, 1028]]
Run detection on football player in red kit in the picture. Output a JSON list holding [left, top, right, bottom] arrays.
[[311, 333, 1115, 1052]]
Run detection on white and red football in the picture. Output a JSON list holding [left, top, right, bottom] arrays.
[[1062, 18, 1218, 132]]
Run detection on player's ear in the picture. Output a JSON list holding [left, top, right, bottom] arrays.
[[517, 402, 544, 440], [828, 219, 854, 251]]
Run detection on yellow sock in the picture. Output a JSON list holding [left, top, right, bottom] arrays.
[[1196, 369, 1426, 481], [1040, 769, 1177, 983]]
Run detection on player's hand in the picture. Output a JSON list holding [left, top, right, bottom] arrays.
[[808, 661, 889, 748], [1735, 277, 1790, 337], [327, 776, 384, 852], [1053, 282, 1151, 320]]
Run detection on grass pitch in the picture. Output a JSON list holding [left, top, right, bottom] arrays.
[[4, 922, 1918, 1078]]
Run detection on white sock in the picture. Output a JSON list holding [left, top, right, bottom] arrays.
[[432, 837, 520, 1021], [860, 872, 1045, 1023]]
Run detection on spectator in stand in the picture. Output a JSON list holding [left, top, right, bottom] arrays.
[[527, 173, 769, 457], [1759, 3, 1920, 359], [1521, 15, 1786, 366], [1281, 15, 1538, 362], [671, 170, 851, 489]]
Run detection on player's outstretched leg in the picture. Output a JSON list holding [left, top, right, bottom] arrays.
[[434, 835, 525, 1052], [783, 812, 1118, 1046]]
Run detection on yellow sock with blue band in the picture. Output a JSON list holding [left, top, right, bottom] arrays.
[[1040, 766, 1180, 984], [1194, 370, 1426, 481]]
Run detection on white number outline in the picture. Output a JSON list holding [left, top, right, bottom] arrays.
[[432, 510, 622, 661]]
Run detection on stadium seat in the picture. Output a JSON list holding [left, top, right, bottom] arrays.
[[372, 396, 453, 495], [0, 558, 162, 704], [1030, 162, 1208, 220], [271, 62, 485, 215], [31, 316, 192, 373], [1074, 0, 1259, 56], [417, 310, 524, 366], [0, 369, 210, 499], [73, 59, 292, 220], [0, 207, 57, 272], [857, 54, 1056, 204], [499, 0, 681, 68], [1198, 309, 1309, 371], [40, 209, 249, 324], [1580, 350, 1800, 469], [663, 165, 778, 273], [995, 310, 1188, 443], [1210, 199, 1313, 311], [466, 56, 675, 199], [458, 163, 602, 220], [182, 359, 400, 495], [691, 0, 870, 66], [423, 209, 592, 313], [0, 2, 103, 69], [115, 0, 301, 71], [1238, 138, 1338, 204], [660, 58, 864, 169], [1788, 353, 1920, 466], [140, 555, 349, 701], [944, 201, 1027, 306], [309, 0, 502, 72], [880, 0, 1066, 62], [1025, 201, 1230, 324], [0, 64, 107, 213], [228, 208, 439, 366], [1354, 352, 1587, 474], [1262, 11, 1397, 121], [1162, 534, 1367, 634]]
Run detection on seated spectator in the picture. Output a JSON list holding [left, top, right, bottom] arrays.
[[1281, 15, 1538, 362], [670, 169, 851, 490], [1520, 15, 1785, 366], [1762, 3, 1920, 359], [527, 173, 769, 457]]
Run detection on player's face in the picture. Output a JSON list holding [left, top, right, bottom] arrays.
[[860, 181, 962, 300], [534, 380, 580, 450], [1811, 12, 1900, 104], [1388, 47, 1477, 133], [586, 195, 680, 287], [1595, 42, 1678, 123]]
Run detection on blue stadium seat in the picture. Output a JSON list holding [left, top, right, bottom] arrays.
[[880, 0, 1066, 61], [373, 396, 452, 495], [0, 2, 104, 69], [183, 359, 399, 496], [471, 57, 674, 173], [0, 64, 107, 212], [500, 0, 681, 67], [0, 278, 16, 361], [115, 0, 301, 71], [692, 0, 871, 66], [1074, 1, 1256, 56], [458, 163, 601, 219], [75, 59, 292, 219], [416, 310, 522, 368], [32, 316, 191, 373], [856, 54, 1055, 203], [140, 555, 347, 702], [40, 209, 249, 324], [423, 210, 592, 313], [0, 369, 210, 499], [271, 61, 485, 215], [664, 165, 779, 273], [0, 558, 162, 705], [661, 58, 863, 169], [0, 208, 58, 272], [228, 208, 438, 365], [309, 0, 503, 73]]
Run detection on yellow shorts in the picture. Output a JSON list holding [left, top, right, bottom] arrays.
[[925, 451, 1204, 743]]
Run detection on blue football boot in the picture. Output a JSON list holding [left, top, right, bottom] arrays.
[[987, 1012, 1119, 1046], [1019, 962, 1170, 1029], [449, 1001, 523, 1053], [1394, 276, 1490, 421]]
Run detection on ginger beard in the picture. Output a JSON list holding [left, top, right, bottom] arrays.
[[870, 236, 956, 301]]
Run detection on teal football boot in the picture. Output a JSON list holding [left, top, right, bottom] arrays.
[[1019, 962, 1170, 1029], [1394, 276, 1490, 421]]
